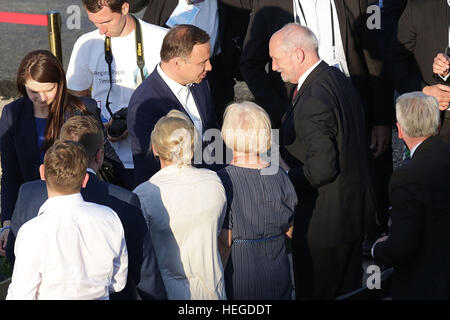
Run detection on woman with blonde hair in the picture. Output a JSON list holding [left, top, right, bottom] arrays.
[[218, 101, 297, 299], [133, 109, 227, 300]]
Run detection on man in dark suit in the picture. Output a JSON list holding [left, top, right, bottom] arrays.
[[373, 92, 450, 300], [128, 0, 253, 122], [5, 116, 167, 300], [271, 24, 377, 299], [241, 0, 389, 132], [241, 0, 391, 243], [128, 24, 221, 186], [387, 0, 450, 140]]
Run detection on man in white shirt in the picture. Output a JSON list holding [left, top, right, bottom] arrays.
[[6, 141, 128, 300], [67, 0, 168, 190], [128, 24, 221, 186]]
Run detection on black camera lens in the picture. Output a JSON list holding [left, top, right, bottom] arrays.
[[107, 108, 128, 138]]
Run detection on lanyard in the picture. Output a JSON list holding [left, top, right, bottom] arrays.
[[104, 15, 145, 117], [295, 0, 336, 58]]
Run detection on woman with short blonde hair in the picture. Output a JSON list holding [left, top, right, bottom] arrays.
[[221, 101, 272, 156], [218, 101, 298, 300], [150, 114, 195, 167], [133, 109, 227, 300]]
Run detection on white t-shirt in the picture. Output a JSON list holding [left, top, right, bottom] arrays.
[[67, 19, 168, 168]]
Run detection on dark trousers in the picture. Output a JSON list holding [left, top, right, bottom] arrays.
[[309, 241, 363, 299], [292, 235, 363, 300], [369, 146, 393, 234]]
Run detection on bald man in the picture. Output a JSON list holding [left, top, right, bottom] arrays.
[[272, 24, 377, 299]]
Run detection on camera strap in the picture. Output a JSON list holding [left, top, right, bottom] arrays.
[[104, 15, 146, 119], [295, 1, 335, 58]]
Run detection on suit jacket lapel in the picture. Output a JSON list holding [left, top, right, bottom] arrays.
[[151, 67, 192, 118], [290, 61, 329, 109], [153, 67, 209, 134], [282, 61, 328, 128], [190, 82, 208, 134]]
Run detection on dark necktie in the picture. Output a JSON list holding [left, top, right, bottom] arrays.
[[292, 87, 299, 101]]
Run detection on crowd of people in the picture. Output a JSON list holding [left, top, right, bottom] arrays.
[[0, 0, 449, 300]]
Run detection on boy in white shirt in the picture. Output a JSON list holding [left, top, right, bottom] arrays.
[[7, 141, 128, 300]]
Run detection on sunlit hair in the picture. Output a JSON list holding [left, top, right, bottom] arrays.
[[160, 24, 210, 62], [82, 0, 126, 13], [16, 50, 90, 152], [396, 92, 440, 138], [44, 141, 88, 194], [274, 23, 319, 53], [60, 115, 104, 164], [150, 110, 195, 167], [221, 101, 272, 155]]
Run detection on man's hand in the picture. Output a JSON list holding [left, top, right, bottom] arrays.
[[433, 53, 450, 77], [422, 84, 450, 110], [104, 119, 128, 142], [0, 221, 11, 257], [107, 129, 129, 143], [370, 125, 392, 158]]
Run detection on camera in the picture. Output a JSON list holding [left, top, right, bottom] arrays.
[[107, 107, 128, 138]]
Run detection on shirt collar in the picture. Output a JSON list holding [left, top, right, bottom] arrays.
[[297, 59, 322, 91], [87, 168, 96, 175], [410, 140, 424, 158], [38, 193, 84, 216], [157, 64, 192, 97]]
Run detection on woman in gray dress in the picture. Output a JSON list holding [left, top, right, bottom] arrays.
[[218, 101, 298, 300]]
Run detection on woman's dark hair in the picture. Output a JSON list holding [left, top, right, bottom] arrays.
[[16, 50, 90, 152]]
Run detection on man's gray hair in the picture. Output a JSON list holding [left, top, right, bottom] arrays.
[[396, 92, 440, 137], [274, 23, 319, 53]]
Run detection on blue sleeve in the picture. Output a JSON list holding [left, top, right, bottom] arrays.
[[127, 87, 162, 185]]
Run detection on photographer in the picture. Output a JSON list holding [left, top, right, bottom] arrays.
[[67, 0, 168, 190]]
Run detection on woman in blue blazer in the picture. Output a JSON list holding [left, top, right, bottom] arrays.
[[0, 50, 100, 254]]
